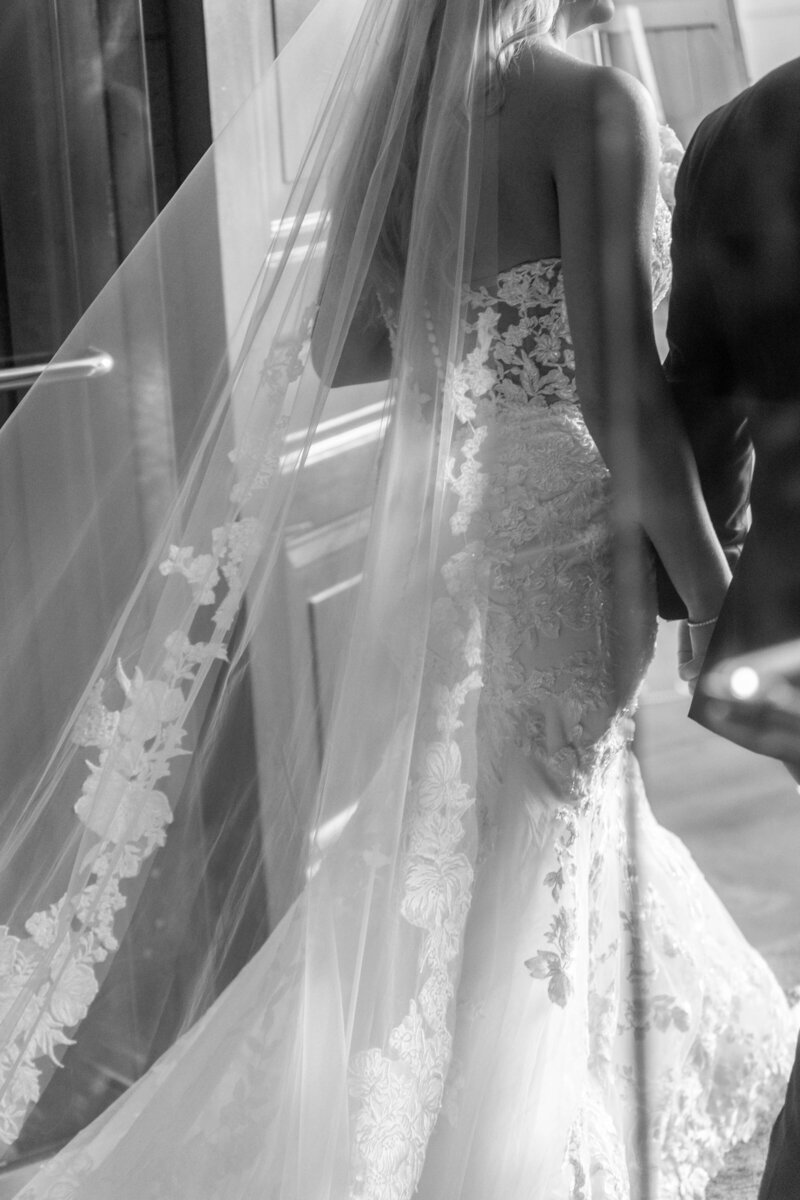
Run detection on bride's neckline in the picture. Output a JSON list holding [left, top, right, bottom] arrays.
[[499, 255, 561, 273], [469, 256, 563, 289]]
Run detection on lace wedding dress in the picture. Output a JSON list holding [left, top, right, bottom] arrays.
[[13, 164, 795, 1200]]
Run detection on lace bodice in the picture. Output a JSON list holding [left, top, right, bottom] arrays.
[[446, 262, 648, 806], [341, 168, 794, 1200], [457, 182, 673, 417], [442, 181, 674, 802], [651, 183, 676, 309]]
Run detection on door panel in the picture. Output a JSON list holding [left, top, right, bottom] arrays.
[[632, 0, 750, 140], [572, 2, 750, 141]]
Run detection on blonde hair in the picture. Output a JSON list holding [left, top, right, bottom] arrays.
[[495, 0, 562, 67]]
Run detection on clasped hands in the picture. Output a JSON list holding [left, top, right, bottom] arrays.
[[677, 617, 718, 694]]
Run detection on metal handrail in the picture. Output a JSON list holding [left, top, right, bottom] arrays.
[[0, 351, 113, 393]]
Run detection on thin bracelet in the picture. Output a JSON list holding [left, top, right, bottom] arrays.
[[687, 616, 717, 629]]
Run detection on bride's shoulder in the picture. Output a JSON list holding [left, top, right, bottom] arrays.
[[562, 55, 656, 123], [536, 53, 659, 156], [508, 49, 660, 173], [525, 47, 654, 113]]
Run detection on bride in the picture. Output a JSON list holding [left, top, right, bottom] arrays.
[[0, 0, 795, 1196]]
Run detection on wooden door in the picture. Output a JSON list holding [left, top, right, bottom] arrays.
[[246, 384, 386, 926], [627, 0, 750, 141], [572, 2, 750, 141]]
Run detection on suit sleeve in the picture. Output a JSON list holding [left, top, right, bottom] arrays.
[[657, 121, 754, 620]]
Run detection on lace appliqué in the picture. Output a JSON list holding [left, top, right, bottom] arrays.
[[652, 122, 683, 309], [651, 188, 674, 311], [0, 311, 315, 1146], [349, 192, 678, 1192], [348, 365, 489, 1199]]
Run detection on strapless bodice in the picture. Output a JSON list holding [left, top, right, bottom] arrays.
[[454, 186, 673, 422]]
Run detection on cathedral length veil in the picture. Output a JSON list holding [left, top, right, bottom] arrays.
[[0, 0, 548, 1190], [3, 0, 788, 1195]]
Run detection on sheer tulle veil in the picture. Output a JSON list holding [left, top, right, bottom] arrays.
[[0, 0, 632, 1194]]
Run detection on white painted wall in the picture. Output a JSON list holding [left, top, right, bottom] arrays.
[[738, 0, 800, 78]]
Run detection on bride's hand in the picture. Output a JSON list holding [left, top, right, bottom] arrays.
[[677, 617, 718, 693]]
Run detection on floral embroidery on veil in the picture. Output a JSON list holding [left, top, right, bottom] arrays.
[[0, 317, 313, 1147], [349, 369, 489, 1197]]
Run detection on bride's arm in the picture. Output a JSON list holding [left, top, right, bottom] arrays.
[[556, 66, 731, 621], [311, 253, 393, 387]]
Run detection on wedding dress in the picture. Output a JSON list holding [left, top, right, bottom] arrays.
[[6, 94, 795, 1195]]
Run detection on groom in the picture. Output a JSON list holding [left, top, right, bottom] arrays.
[[660, 57, 800, 1199]]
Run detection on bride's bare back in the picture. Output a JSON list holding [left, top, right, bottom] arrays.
[[477, 32, 731, 630], [479, 42, 658, 276]]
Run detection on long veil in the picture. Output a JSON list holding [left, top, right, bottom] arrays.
[[3, 0, 793, 1196], [0, 0, 522, 1191]]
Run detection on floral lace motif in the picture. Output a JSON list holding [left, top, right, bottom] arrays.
[[349, 234, 660, 1194], [7, 133, 794, 1198], [0, 313, 314, 1147], [348, 156, 795, 1198], [348, 383, 487, 1198], [457, 256, 650, 803]]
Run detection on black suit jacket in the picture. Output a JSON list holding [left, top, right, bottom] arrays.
[[661, 58, 800, 742]]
